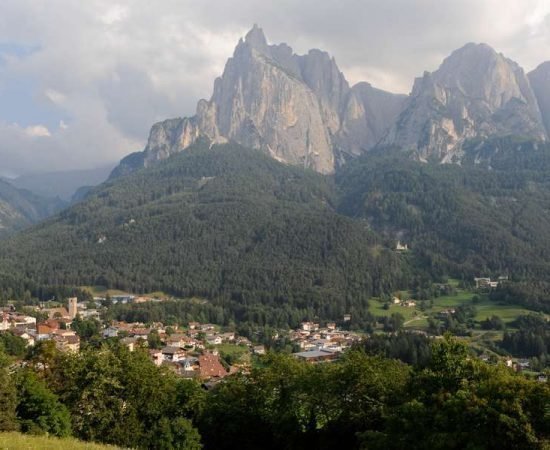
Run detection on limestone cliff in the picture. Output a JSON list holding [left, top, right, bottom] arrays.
[[529, 61, 550, 137], [112, 25, 404, 176], [384, 43, 547, 162]]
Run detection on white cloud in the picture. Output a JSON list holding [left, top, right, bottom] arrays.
[[44, 88, 66, 105], [0, 1, 549, 175], [24, 124, 50, 137]]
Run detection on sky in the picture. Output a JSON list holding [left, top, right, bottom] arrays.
[[0, 0, 549, 177]]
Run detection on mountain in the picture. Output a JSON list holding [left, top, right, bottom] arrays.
[[0, 141, 406, 326], [12, 165, 114, 201], [112, 25, 406, 177], [0, 179, 65, 238], [528, 61, 550, 137], [383, 43, 547, 162]]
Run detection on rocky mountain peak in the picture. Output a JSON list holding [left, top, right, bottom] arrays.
[[243, 24, 269, 53], [436, 42, 533, 109], [528, 61, 550, 137], [112, 25, 405, 176], [384, 42, 547, 162]]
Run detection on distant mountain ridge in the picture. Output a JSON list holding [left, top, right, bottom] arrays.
[[12, 165, 113, 201], [0, 179, 65, 238], [110, 27, 550, 176]]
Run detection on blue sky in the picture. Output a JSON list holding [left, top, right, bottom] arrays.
[[0, 0, 549, 176]]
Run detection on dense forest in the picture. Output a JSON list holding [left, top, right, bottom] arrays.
[[0, 141, 408, 327], [2, 138, 550, 324], [0, 335, 547, 449]]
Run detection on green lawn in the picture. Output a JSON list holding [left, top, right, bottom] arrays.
[[371, 286, 547, 331], [369, 300, 419, 321], [0, 432, 119, 450], [216, 343, 250, 364]]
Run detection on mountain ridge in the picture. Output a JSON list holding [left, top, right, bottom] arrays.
[[111, 25, 406, 177], [383, 42, 547, 162], [0, 178, 65, 238]]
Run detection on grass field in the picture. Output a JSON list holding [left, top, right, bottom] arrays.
[[0, 432, 119, 450], [216, 343, 250, 364], [371, 283, 548, 332], [80, 285, 168, 299]]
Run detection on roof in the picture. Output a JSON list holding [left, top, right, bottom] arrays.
[[162, 346, 185, 355], [293, 349, 339, 359], [198, 353, 228, 379]]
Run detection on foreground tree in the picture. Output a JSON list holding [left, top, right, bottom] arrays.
[[0, 349, 18, 432], [15, 369, 71, 436]]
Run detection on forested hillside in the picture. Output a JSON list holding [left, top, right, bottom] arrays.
[[337, 140, 550, 311], [0, 141, 407, 327], [3, 138, 550, 320]]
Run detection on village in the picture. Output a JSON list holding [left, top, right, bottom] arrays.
[[0, 296, 365, 383]]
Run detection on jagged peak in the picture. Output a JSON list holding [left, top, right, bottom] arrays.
[[438, 42, 519, 72], [244, 24, 268, 51]]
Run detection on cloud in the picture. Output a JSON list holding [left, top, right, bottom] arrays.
[[0, 0, 549, 175], [24, 124, 51, 137]]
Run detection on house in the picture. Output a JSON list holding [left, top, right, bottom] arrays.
[[130, 328, 150, 338], [326, 322, 336, 330], [161, 346, 186, 362], [301, 322, 319, 332], [200, 324, 216, 332], [252, 345, 266, 355], [53, 329, 77, 338], [165, 334, 187, 348], [120, 337, 139, 352], [149, 349, 164, 366], [198, 352, 228, 380], [404, 300, 416, 307], [54, 335, 80, 353], [517, 359, 530, 370], [205, 334, 222, 346], [293, 349, 340, 363], [474, 277, 499, 289], [220, 332, 235, 342], [188, 322, 200, 330], [79, 309, 100, 320], [12, 329, 35, 347], [396, 241, 408, 251], [11, 315, 36, 328], [0, 313, 10, 331], [36, 324, 56, 341], [111, 295, 135, 304], [343, 314, 351, 322], [102, 327, 119, 338]]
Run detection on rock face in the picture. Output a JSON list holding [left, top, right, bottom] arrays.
[[112, 25, 405, 176], [529, 62, 550, 137], [384, 43, 547, 162]]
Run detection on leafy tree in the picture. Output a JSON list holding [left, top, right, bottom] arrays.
[[15, 369, 71, 436], [0, 349, 18, 432]]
